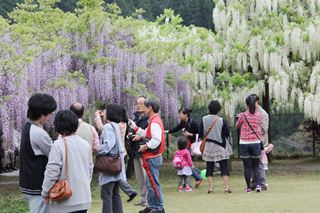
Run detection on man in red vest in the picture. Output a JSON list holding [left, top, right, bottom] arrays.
[[129, 100, 165, 213]]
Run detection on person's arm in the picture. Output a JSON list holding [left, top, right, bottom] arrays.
[[88, 148, 94, 181], [91, 126, 100, 153], [260, 109, 269, 135], [41, 142, 63, 197], [185, 150, 194, 167], [145, 123, 162, 149], [199, 120, 204, 139], [30, 126, 52, 157], [98, 125, 116, 155], [236, 113, 244, 128], [222, 118, 230, 138], [168, 122, 183, 134], [94, 111, 104, 132]]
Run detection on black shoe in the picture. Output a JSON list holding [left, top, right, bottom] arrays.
[[149, 209, 165, 213], [139, 207, 151, 213], [128, 192, 137, 202]]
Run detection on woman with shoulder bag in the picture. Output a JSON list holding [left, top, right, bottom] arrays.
[[199, 100, 232, 194], [42, 110, 93, 213], [97, 104, 126, 213], [236, 95, 263, 193]]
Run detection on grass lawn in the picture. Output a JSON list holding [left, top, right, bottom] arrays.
[[1, 159, 320, 213]]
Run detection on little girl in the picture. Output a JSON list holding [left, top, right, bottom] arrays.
[[172, 137, 194, 192]]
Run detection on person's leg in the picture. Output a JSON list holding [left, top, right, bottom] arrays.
[[178, 175, 183, 191], [252, 158, 261, 191], [24, 194, 47, 213], [242, 158, 253, 190], [134, 157, 147, 205], [206, 161, 215, 193], [101, 182, 114, 213], [259, 162, 267, 189], [188, 148, 202, 185], [112, 181, 123, 213], [69, 210, 88, 213], [185, 175, 192, 192], [218, 159, 232, 193], [119, 178, 136, 199], [146, 156, 164, 210]]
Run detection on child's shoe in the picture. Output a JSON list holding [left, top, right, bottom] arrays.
[[245, 188, 252, 193], [178, 186, 183, 192], [185, 186, 192, 192], [195, 180, 202, 188], [255, 185, 262, 192]]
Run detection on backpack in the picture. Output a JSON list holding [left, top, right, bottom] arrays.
[[172, 154, 183, 169]]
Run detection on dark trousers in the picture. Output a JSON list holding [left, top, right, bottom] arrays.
[[101, 181, 123, 213]]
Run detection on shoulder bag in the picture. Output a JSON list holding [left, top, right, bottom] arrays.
[[49, 138, 72, 202], [94, 123, 122, 175]]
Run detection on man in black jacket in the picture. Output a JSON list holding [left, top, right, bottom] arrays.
[[128, 96, 149, 207], [19, 93, 56, 213]]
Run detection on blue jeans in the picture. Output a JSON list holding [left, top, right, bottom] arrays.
[[187, 148, 202, 181], [146, 156, 164, 210], [24, 194, 47, 213]]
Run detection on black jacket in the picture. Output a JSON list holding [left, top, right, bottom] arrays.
[[130, 112, 149, 158], [169, 118, 199, 143]]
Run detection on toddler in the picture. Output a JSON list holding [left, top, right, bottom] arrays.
[[172, 137, 194, 192]]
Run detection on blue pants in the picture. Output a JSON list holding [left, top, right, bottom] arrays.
[[146, 156, 164, 210], [24, 194, 47, 213]]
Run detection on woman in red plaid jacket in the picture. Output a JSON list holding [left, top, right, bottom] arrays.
[[236, 95, 262, 193]]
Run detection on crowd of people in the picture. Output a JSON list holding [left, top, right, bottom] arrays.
[[16, 92, 272, 213]]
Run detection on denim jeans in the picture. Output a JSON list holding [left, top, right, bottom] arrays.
[[146, 156, 164, 210], [23, 194, 47, 213], [187, 148, 202, 181]]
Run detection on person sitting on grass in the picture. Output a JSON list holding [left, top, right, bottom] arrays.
[[173, 137, 194, 192]]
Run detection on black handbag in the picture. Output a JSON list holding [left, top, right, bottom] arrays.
[[94, 123, 122, 175]]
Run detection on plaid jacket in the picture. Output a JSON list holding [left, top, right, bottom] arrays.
[[236, 111, 261, 141]]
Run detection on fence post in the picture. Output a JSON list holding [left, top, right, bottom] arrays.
[[166, 133, 169, 160]]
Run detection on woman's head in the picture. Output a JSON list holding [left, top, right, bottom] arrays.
[[54, 110, 78, 136], [246, 95, 256, 114], [177, 137, 188, 150], [179, 108, 192, 121], [208, 100, 221, 115], [106, 104, 122, 123]]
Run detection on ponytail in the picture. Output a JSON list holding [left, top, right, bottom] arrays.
[[245, 95, 256, 114]]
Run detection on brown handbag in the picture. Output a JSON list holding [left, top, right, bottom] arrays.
[[94, 123, 122, 175], [49, 138, 72, 202], [200, 117, 219, 154]]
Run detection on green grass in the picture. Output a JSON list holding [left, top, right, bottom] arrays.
[[1, 159, 320, 213]]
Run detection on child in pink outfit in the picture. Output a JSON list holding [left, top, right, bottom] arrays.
[[173, 137, 194, 192]]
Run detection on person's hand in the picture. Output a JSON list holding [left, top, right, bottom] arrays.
[[133, 134, 143, 141], [138, 144, 148, 153], [43, 196, 49, 204], [128, 119, 137, 129], [183, 130, 192, 137], [164, 130, 169, 134], [192, 165, 195, 169]]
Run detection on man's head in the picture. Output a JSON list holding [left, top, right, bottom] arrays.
[[106, 104, 122, 123], [70, 102, 84, 119], [208, 100, 221, 115], [144, 99, 160, 117], [136, 96, 146, 113], [27, 93, 57, 124]]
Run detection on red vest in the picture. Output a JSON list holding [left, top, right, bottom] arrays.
[[144, 114, 165, 159]]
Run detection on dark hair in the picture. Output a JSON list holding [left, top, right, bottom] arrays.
[[177, 137, 188, 150], [54, 110, 79, 136], [208, 100, 221, 115], [106, 104, 122, 123], [120, 106, 128, 123], [250, 94, 259, 102], [70, 102, 84, 119], [145, 100, 160, 113], [179, 108, 192, 117], [27, 93, 57, 120], [246, 95, 256, 114]]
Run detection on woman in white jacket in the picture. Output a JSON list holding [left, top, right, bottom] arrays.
[[42, 110, 93, 213]]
